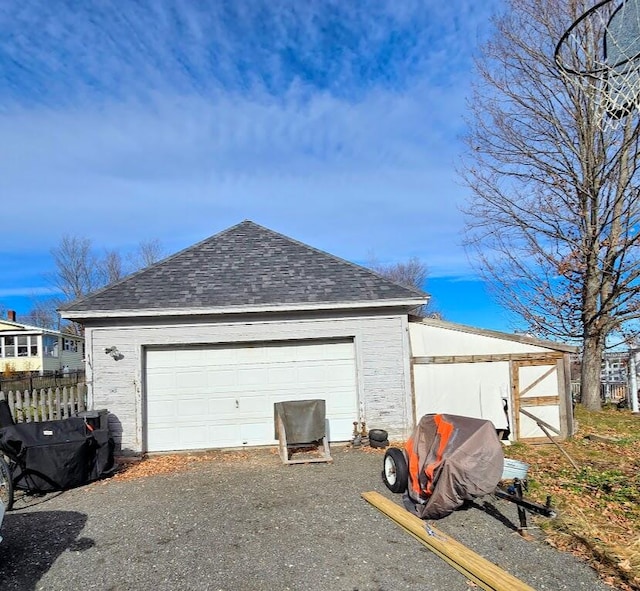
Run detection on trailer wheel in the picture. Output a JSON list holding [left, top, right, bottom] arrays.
[[0, 454, 13, 511], [382, 448, 408, 493]]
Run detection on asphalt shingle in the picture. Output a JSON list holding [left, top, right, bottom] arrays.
[[61, 221, 426, 313]]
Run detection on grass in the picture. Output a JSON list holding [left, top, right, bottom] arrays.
[[505, 406, 640, 590]]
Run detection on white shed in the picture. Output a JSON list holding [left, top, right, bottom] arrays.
[[409, 318, 577, 442]]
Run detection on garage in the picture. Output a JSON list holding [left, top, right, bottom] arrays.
[[145, 339, 359, 452], [60, 221, 427, 453]]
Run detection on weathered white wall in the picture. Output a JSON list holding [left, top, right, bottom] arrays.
[[413, 362, 510, 429], [85, 313, 412, 452], [409, 322, 553, 356]]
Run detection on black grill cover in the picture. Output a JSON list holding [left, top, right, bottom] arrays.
[[0, 417, 112, 492]]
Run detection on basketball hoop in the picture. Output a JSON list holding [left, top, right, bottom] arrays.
[[555, 0, 640, 130]]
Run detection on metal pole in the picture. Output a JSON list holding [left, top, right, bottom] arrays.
[[630, 351, 639, 413]]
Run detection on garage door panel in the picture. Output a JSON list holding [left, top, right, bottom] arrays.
[[175, 370, 210, 389], [147, 427, 177, 451], [176, 396, 210, 417], [147, 399, 176, 418], [238, 367, 269, 386], [146, 340, 358, 452], [146, 372, 177, 390], [180, 425, 209, 446], [327, 390, 360, 411], [207, 369, 237, 388], [266, 367, 298, 385]]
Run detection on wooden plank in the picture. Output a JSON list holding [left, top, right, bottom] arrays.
[[516, 357, 563, 367], [519, 396, 560, 407], [361, 491, 536, 591], [413, 353, 563, 365], [511, 361, 521, 441]]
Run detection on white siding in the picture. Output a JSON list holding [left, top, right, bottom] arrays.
[[414, 362, 510, 429], [85, 313, 410, 453], [409, 323, 553, 356]]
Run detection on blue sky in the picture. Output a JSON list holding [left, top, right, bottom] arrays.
[[0, 0, 519, 331]]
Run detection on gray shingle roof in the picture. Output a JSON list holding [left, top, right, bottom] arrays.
[[60, 221, 427, 314]]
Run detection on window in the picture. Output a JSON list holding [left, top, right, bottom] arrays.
[[63, 338, 78, 353], [43, 335, 58, 358], [3, 336, 15, 357], [17, 336, 28, 356], [1, 335, 40, 358]]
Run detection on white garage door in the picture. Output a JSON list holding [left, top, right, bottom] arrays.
[[145, 340, 358, 452]]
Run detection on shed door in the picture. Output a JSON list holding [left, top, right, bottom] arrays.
[[512, 360, 561, 442], [145, 340, 358, 452]]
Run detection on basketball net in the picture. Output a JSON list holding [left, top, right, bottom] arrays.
[[555, 0, 640, 131]]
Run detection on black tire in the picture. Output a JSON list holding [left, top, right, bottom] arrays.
[[368, 429, 388, 442], [370, 438, 389, 449], [0, 454, 13, 511], [382, 448, 408, 493]]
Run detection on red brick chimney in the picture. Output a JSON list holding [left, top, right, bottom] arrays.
[[7, 310, 16, 322]]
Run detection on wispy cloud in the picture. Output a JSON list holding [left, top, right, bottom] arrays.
[[0, 0, 502, 302], [0, 286, 58, 297]]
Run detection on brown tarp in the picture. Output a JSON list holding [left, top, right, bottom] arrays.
[[404, 413, 504, 519]]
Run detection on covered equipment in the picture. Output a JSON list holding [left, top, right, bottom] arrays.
[[404, 413, 504, 519], [0, 416, 114, 494]]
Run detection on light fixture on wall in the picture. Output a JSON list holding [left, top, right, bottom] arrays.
[[104, 346, 122, 360]]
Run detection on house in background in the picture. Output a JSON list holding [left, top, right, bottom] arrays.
[[0, 311, 84, 376]]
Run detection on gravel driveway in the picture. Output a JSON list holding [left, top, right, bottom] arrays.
[[0, 446, 616, 591]]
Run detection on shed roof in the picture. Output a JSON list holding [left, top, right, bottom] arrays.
[[61, 221, 427, 318]]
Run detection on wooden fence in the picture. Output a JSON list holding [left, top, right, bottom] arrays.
[[570, 381, 628, 403], [0, 371, 85, 393], [0, 385, 88, 424]]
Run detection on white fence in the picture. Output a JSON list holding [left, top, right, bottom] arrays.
[[0, 386, 87, 424]]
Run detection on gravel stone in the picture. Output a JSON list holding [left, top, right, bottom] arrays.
[[0, 447, 618, 591]]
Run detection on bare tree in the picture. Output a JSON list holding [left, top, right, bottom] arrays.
[[45, 235, 164, 333], [50, 236, 102, 301], [21, 298, 60, 330], [461, 0, 640, 410], [368, 256, 440, 318], [128, 239, 165, 271], [99, 250, 125, 285]]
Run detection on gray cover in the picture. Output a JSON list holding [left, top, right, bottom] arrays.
[[274, 399, 326, 444], [404, 413, 504, 519]]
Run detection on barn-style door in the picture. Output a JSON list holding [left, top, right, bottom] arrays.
[[511, 357, 564, 443]]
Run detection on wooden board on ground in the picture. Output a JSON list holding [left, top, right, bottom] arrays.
[[361, 491, 536, 591]]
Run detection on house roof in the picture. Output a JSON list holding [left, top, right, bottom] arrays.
[[0, 319, 84, 340], [410, 316, 578, 353], [60, 221, 428, 318]]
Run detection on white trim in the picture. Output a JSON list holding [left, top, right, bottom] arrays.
[[60, 298, 427, 320], [0, 319, 66, 336], [400, 314, 414, 438]]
